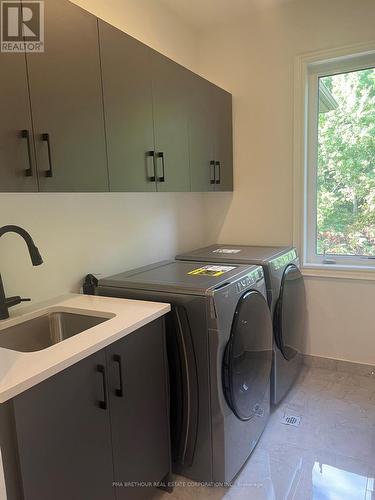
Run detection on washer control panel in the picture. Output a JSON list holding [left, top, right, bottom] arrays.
[[235, 276, 253, 293], [235, 267, 264, 294]]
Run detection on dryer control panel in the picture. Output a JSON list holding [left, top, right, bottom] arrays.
[[270, 249, 297, 271]]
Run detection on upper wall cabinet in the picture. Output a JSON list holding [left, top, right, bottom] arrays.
[[0, 0, 232, 193], [213, 86, 233, 191], [188, 73, 216, 192], [99, 21, 156, 192], [151, 53, 191, 192], [188, 75, 233, 192], [0, 51, 38, 192], [99, 22, 193, 193], [26, 0, 108, 192]]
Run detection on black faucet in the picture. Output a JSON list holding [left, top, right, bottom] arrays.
[[0, 225, 43, 320]]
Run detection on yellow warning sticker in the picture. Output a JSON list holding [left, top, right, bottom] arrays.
[[188, 265, 236, 277]]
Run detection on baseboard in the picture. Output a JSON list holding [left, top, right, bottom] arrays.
[[303, 354, 375, 377]]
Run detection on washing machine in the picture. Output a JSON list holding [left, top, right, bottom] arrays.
[[176, 245, 306, 405], [97, 260, 273, 484]]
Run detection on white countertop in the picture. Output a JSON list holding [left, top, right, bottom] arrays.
[[0, 294, 170, 403]]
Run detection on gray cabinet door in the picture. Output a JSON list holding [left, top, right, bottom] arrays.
[[13, 351, 115, 500], [0, 51, 38, 192], [106, 319, 170, 499], [151, 53, 191, 192], [214, 86, 233, 191], [99, 21, 156, 192], [26, 0, 108, 192], [188, 74, 215, 192]]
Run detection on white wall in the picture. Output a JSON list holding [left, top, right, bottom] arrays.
[[197, 0, 375, 365], [0, 0, 204, 305]]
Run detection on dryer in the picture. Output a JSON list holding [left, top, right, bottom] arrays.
[[176, 245, 307, 405], [97, 260, 273, 484]]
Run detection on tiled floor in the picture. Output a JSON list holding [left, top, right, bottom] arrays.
[[158, 365, 375, 499]]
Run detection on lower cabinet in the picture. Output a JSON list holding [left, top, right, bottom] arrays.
[[107, 319, 171, 499], [12, 349, 114, 500], [0, 318, 171, 500]]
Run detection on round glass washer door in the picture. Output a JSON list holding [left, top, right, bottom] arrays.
[[222, 290, 273, 421]]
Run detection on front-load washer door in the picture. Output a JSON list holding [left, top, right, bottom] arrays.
[[273, 264, 306, 361], [222, 290, 273, 421]]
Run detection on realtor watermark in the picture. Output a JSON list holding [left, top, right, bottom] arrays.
[[1, 1, 44, 52]]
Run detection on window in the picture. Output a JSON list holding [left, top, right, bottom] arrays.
[[299, 49, 375, 272]]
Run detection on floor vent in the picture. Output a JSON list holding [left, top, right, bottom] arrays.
[[281, 414, 301, 427]]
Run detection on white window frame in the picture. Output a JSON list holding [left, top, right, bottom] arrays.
[[293, 42, 375, 280]]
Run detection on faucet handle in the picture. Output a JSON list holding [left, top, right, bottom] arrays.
[[20, 298, 31, 302]]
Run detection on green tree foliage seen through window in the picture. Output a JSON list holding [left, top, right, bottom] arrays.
[[317, 68, 375, 257]]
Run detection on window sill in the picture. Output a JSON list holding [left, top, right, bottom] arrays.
[[301, 263, 375, 281]]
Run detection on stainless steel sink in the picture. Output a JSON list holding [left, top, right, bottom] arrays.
[[0, 311, 109, 352]]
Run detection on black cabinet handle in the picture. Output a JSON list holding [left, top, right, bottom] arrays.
[[215, 161, 221, 184], [113, 354, 124, 398], [42, 133, 53, 178], [210, 160, 215, 185], [21, 130, 33, 177], [97, 364, 108, 410], [157, 152, 165, 182], [146, 151, 156, 182]]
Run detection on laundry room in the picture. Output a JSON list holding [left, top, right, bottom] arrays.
[[0, 0, 374, 499]]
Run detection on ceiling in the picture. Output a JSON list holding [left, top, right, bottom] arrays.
[[159, 0, 292, 31]]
